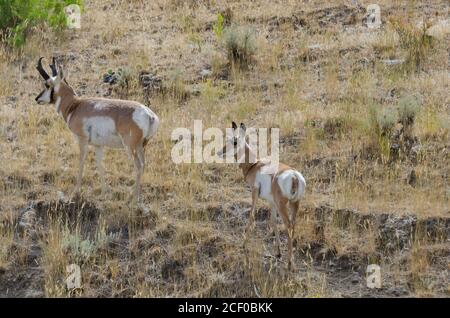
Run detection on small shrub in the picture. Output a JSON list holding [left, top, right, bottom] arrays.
[[188, 32, 202, 52], [220, 8, 233, 26], [103, 67, 135, 99], [368, 105, 398, 163], [222, 26, 256, 69], [377, 107, 398, 137], [166, 69, 189, 102], [213, 13, 224, 40], [323, 116, 352, 139], [0, 0, 84, 47], [391, 17, 433, 73], [397, 96, 420, 128], [62, 232, 98, 263]]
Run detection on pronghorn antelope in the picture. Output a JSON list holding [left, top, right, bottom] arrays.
[[35, 57, 159, 205], [217, 122, 306, 269]]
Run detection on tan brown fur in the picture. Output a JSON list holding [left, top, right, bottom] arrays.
[[36, 60, 159, 206], [219, 123, 305, 269]]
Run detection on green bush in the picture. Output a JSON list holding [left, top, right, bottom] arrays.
[[0, 0, 83, 47], [391, 18, 433, 73], [377, 107, 398, 137], [213, 13, 224, 40], [369, 105, 398, 163], [222, 25, 256, 69], [397, 96, 420, 128]]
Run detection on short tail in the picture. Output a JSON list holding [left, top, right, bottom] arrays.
[[143, 114, 159, 147], [289, 172, 306, 201]]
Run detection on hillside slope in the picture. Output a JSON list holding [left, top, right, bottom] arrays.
[[0, 0, 449, 297]]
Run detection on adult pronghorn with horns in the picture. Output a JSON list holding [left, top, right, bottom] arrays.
[[217, 122, 306, 269], [35, 57, 159, 206]]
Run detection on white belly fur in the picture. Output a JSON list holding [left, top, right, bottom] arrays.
[[82, 116, 123, 148], [254, 171, 274, 204]]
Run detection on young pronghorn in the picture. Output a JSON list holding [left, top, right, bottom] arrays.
[[35, 57, 159, 205], [217, 122, 306, 269]]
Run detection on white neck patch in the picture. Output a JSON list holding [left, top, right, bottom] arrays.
[[55, 96, 62, 115]]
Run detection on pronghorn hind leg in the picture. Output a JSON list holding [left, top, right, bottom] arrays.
[[94, 146, 107, 197], [137, 142, 145, 169], [289, 201, 299, 247], [271, 205, 282, 258], [288, 200, 299, 269], [72, 139, 88, 199], [277, 201, 293, 270], [132, 144, 145, 206]]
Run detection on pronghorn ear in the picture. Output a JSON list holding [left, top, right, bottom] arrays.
[[231, 121, 237, 130], [49, 57, 58, 77], [240, 123, 246, 133], [58, 66, 66, 80]]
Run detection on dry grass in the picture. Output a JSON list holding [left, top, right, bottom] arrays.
[[0, 0, 449, 297]]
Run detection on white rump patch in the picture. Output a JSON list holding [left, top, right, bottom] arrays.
[[277, 170, 306, 201], [132, 105, 158, 139], [82, 116, 122, 148]]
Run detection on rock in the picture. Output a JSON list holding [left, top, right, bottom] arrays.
[[407, 169, 417, 187], [200, 69, 212, 78], [424, 19, 450, 39], [103, 72, 119, 84], [57, 191, 65, 201], [382, 59, 405, 66], [139, 72, 163, 89], [387, 287, 408, 296], [189, 85, 201, 97], [307, 44, 322, 50], [24, 289, 44, 298], [18, 208, 36, 230], [377, 214, 417, 252]]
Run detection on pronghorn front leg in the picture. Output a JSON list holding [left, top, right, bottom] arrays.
[[243, 185, 258, 247], [72, 139, 88, 197], [94, 146, 107, 196]]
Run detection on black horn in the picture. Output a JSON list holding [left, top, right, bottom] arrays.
[[49, 57, 58, 77], [36, 57, 50, 80]]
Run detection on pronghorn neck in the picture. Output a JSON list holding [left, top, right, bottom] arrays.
[[53, 82, 78, 122], [238, 143, 259, 179]]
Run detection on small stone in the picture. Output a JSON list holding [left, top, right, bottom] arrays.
[[57, 191, 65, 201], [407, 169, 417, 187], [19, 208, 36, 229], [200, 69, 212, 78], [382, 59, 405, 66]]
